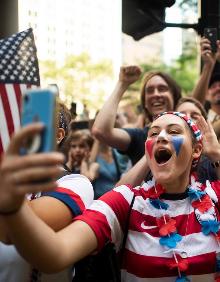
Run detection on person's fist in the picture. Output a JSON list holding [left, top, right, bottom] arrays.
[[119, 66, 142, 85]]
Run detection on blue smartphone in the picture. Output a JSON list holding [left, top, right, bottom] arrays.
[[21, 89, 57, 154]]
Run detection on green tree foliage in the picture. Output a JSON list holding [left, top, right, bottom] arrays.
[[40, 53, 113, 110]]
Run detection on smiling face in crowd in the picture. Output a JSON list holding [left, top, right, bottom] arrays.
[[176, 102, 203, 122], [144, 75, 174, 118], [145, 114, 201, 189]]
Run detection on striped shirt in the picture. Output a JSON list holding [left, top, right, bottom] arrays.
[[76, 181, 220, 282]]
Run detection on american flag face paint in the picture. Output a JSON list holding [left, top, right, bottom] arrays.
[[145, 139, 155, 159], [171, 136, 184, 156]]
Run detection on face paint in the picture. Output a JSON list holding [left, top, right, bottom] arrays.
[[145, 139, 155, 158], [171, 136, 184, 156], [158, 129, 167, 139]]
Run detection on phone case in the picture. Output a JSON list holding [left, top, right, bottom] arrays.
[[21, 89, 57, 153], [204, 28, 218, 53]]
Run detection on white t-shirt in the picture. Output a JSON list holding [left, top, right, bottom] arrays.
[[0, 174, 94, 282]]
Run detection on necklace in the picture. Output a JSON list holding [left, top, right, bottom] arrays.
[[143, 174, 220, 282]]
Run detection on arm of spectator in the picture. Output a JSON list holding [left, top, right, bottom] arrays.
[[30, 173, 94, 231], [212, 119, 220, 141], [89, 138, 100, 163], [4, 201, 98, 273], [0, 196, 74, 243], [192, 38, 220, 105], [0, 125, 96, 272], [92, 66, 142, 151], [29, 197, 74, 231], [196, 116, 220, 178], [80, 158, 99, 182], [116, 155, 149, 187], [0, 124, 64, 241]]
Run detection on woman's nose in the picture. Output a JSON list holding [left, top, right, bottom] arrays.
[[157, 130, 168, 142]]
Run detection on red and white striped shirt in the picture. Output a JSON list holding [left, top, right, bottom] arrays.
[[76, 181, 220, 282]]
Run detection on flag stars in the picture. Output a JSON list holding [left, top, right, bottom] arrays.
[[4, 69, 10, 75], [0, 28, 39, 85]]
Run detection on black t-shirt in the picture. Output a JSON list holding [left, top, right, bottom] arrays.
[[118, 127, 149, 165]]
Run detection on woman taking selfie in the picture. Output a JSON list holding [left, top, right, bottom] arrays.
[[1, 112, 220, 281]]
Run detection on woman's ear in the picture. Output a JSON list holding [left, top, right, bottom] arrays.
[[57, 128, 65, 145], [192, 142, 203, 160]]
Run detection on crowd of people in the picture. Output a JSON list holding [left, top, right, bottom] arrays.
[[1, 35, 220, 282]]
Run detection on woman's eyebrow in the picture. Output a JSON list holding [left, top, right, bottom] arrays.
[[149, 125, 160, 130], [150, 123, 182, 130], [167, 123, 182, 128]]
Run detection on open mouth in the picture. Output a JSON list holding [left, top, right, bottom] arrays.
[[154, 148, 172, 164]]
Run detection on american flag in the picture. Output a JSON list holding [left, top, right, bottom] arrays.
[[0, 28, 40, 155]]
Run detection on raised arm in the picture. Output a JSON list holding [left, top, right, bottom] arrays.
[[196, 116, 220, 178], [116, 155, 149, 187], [92, 66, 142, 151], [80, 157, 99, 182], [0, 123, 64, 242], [5, 202, 97, 273], [192, 37, 220, 105], [0, 124, 97, 273]]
